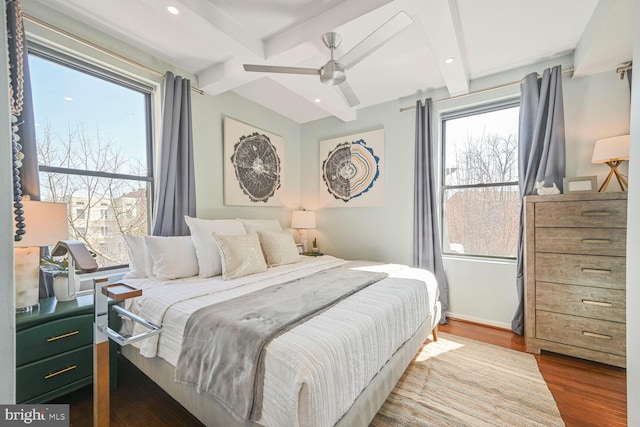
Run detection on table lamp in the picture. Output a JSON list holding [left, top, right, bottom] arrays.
[[592, 135, 630, 192], [14, 200, 68, 312], [291, 210, 316, 253]]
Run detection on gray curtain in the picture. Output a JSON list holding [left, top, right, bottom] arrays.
[[414, 98, 449, 324], [512, 66, 566, 335], [152, 72, 196, 236]]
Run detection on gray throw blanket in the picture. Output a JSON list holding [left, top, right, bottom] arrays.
[[174, 263, 387, 421]]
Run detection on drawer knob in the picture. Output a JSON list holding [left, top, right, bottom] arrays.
[[581, 299, 613, 307], [47, 330, 80, 342], [44, 365, 77, 379], [581, 268, 612, 275], [581, 211, 613, 217], [581, 239, 612, 245], [582, 331, 612, 340]]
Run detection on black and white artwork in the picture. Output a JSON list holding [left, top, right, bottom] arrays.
[[320, 128, 384, 207], [224, 117, 284, 206]]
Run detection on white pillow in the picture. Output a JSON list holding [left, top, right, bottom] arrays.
[[257, 230, 300, 267], [123, 235, 153, 278], [214, 232, 267, 280], [239, 218, 283, 233], [143, 236, 199, 280], [184, 216, 246, 277]]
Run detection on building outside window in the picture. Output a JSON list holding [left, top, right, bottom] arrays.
[[29, 44, 153, 268], [441, 100, 520, 259]]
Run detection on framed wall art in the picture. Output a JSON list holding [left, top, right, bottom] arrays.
[[319, 128, 384, 207], [223, 117, 285, 206]]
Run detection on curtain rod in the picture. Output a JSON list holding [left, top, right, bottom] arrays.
[[23, 13, 205, 95], [399, 66, 575, 112]]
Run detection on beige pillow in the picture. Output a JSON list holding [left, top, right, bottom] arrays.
[[213, 232, 267, 280], [257, 230, 300, 266]]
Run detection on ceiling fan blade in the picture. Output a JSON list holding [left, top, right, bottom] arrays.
[[243, 64, 321, 75], [336, 81, 360, 107], [338, 11, 413, 70]]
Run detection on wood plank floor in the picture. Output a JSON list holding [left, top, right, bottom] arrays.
[[52, 318, 626, 426]]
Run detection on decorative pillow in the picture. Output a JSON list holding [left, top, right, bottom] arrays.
[[257, 230, 300, 266], [143, 235, 199, 280], [213, 232, 267, 280], [184, 216, 246, 277], [239, 218, 283, 233], [123, 235, 154, 278]]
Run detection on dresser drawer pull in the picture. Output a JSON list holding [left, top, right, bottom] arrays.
[[47, 330, 80, 342], [582, 331, 612, 340], [582, 299, 612, 307], [581, 268, 612, 275], [581, 239, 612, 245], [581, 210, 613, 217], [44, 365, 77, 379]]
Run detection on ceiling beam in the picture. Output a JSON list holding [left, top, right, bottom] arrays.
[[414, 0, 469, 96]]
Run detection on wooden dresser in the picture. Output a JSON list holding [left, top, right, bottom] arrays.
[[524, 192, 627, 368]]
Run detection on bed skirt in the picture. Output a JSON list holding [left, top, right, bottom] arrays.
[[121, 301, 441, 427]]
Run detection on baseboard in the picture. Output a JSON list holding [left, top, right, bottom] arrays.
[[446, 312, 511, 331]]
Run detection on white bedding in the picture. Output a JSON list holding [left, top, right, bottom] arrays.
[[120, 256, 438, 427]]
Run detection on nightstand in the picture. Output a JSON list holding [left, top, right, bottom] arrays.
[[16, 295, 119, 403]]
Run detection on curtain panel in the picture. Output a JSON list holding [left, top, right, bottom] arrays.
[[512, 66, 566, 335], [414, 98, 449, 323], [152, 72, 196, 236]]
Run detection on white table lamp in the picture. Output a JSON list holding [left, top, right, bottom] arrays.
[[592, 135, 630, 192], [291, 210, 316, 253], [14, 200, 68, 312]]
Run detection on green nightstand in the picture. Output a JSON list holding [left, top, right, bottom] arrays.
[[16, 295, 119, 403]]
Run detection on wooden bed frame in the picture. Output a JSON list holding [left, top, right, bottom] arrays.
[[121, 302, 441, 427]]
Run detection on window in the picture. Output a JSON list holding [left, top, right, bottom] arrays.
[[29, 45, 153, 268], [441, 100, 520, 258]]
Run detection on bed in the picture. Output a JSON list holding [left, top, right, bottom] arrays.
[[117, 218, 441, 427]]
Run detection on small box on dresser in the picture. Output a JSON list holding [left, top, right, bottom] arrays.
[[524, 191, 627, 368]]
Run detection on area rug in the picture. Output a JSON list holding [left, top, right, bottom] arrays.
[[371, 333, 564, 427]]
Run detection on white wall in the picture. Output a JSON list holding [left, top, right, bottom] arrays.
[[0, 3, 16, 404], [626, 2, 640, 424]]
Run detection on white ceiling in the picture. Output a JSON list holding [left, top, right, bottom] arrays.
[[26, 0, 633, 123]]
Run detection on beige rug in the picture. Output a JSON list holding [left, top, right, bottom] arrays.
[[371, 333, 565, 427]]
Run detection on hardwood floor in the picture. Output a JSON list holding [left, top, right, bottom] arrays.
[[53, 318, 626, 426]]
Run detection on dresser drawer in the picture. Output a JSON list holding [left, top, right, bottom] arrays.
[[536, 311, 625, 356], [535, 253, 625, 290], [536, 282, 625, 322], [535, 227, 626, 256], [535, 200, 627, 228], [16, 345, 93, 403], [16, 314, 93, 366]]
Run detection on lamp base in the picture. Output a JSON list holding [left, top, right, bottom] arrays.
[[15, 246, 41, 313], [599, 160, 628, 192]]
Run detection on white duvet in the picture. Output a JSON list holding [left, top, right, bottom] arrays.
[[121, 256, 438, 427]]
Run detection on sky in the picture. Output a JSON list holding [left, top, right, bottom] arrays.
[[28, 54, 149, 175]]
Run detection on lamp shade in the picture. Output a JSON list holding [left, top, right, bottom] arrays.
[[592, 135, 630, 164], [291, 210, 316, 229], [14, 200, 69, 247]]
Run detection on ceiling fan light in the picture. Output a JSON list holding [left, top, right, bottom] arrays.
[[320, 61, 346, 85]]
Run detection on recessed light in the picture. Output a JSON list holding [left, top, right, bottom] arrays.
[[315, 98, 321, 103], [444, 57, 455, 64], [167, 6, 180, 15], [64, 96, 73, 101]]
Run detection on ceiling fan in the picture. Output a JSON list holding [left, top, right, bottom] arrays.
[[243, 11, 413, 107]]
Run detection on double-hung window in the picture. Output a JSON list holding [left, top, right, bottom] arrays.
[[29, 44, 153, 268], [441, 100, 520, 259]]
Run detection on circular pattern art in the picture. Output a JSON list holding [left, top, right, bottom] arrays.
[[322, 139, 380, 202], [231, 132, 281, 203]]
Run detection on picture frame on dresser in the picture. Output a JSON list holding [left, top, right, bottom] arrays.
[[563, 176, 598, 193]]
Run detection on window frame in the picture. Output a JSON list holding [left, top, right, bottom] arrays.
[[440, 98, 520, 261], [27, 42, 155, 270]]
